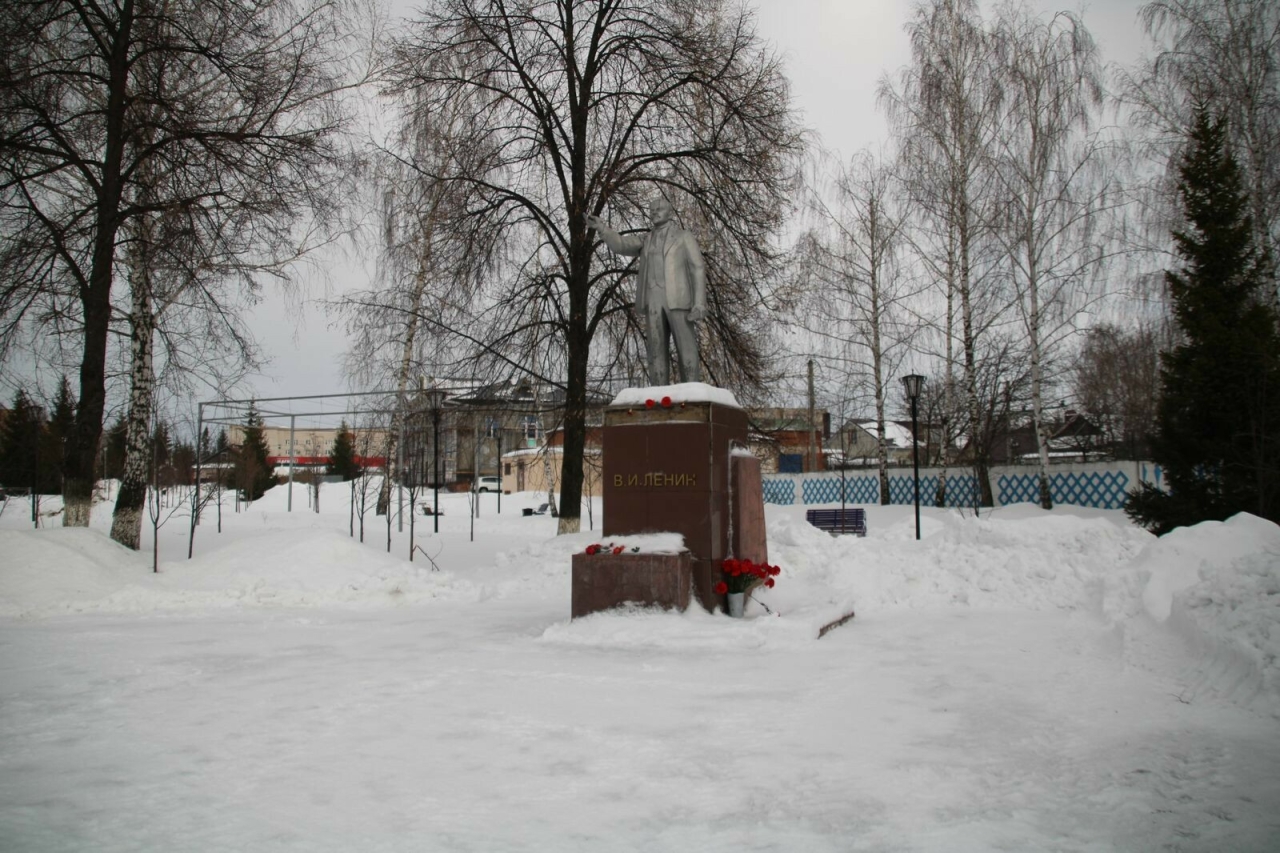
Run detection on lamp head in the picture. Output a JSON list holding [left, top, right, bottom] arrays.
[[901, 374, 925, 401]]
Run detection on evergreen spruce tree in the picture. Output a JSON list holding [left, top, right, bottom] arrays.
[[214, 429, 231, 487], [35, 378, 75, 493], [0, 390, 45, 491], [151, 422, 172, 488], [170, 440, 195, 486], [44, 377, 76, 485], [1126, 109, 1280, 534], [236, 406, 275, 501], [326, 421, 361, 481], [103, 418, 128, 480]]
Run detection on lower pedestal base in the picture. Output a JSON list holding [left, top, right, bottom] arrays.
[[571, 552, 692, 618]]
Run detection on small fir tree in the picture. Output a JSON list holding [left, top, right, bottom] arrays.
[[1126, 110, 1280, 533], [236, 405, 275, 501], [326, 421, 361, 481], [39, 377, 76, 493], [47, 377, 75, 446]]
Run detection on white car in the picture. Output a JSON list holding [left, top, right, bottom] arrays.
[[474, 476, 501, 493]]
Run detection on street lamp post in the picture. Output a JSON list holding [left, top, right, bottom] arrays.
[[901, 374, 925, 541], [488, 418, 503, 515], [431, 392, 443, 534]]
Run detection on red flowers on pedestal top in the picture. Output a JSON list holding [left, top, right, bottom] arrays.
[[583, 542, 638, 556]]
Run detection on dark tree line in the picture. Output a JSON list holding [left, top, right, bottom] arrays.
[[0, 378, 198, 495], [0, 380, 74, 494]]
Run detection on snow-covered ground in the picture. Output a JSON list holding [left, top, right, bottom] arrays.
[[2, 481, 1278, 851]]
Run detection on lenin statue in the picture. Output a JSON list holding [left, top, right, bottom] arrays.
[[587, 198, 706, 386]]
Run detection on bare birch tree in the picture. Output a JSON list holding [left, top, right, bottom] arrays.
[[989, 5, 1112, 509], [1119, 0, 1280, 307], [339, 93, 486, 516], [880, 0, 1008, 507], [800, 149, 915, 504]]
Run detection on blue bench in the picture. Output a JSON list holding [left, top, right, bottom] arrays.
[[805, 508, 867, 537]]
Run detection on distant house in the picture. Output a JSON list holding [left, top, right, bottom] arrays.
[[835, 420, 920, 466], [500, 425, 604, 497], [403, 379, 607, 491], [1047, 410, 1107, 461], [986, 410, 1107, 464], [226, 424, 389, 470], [747, 407, 829, 473]]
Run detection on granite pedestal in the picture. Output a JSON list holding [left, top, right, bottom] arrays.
[[591, 397, 765, 613]]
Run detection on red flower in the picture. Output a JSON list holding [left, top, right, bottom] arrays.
[[714, 581, 729, 595], [661, 396, 673, 407], [717, 556, 783, 597], [645, 399, 655, 408], [585, 544, 600, 555], [612, 546, 624, 555]]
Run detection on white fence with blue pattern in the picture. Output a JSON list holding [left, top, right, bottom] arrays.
[[763, 461, 1162, 511]]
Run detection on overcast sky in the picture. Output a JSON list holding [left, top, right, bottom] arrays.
[[237, 0, 1150, 403]]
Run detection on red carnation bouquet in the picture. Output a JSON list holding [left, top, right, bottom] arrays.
[[714, 558, 781, 595]]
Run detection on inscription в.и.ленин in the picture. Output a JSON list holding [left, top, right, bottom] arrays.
[[613, 472, 698, 488]]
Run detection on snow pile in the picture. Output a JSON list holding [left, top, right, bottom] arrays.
[[766, 505, 1152, 615], [0, 528, 149, 617], [0, 527, 471, 617], [1104, 512, 1280, 711]]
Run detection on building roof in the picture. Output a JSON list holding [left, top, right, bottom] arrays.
[[750, 407, 825, 432], [854, 420, 918, 448]]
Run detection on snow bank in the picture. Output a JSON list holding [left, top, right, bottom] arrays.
[[0, 528, 149, 617], [0, 527, 468, 617], [766, 504, 1152, 615], [0, 520, 680, 617], [1104, 513, 1280, 712]]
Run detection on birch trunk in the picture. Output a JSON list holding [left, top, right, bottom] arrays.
[[110, 225, 158, 550], [1026, 239, 1053, 510], [870, 264, 890, 506], [936, 234, 957, 508], [958, 199, 992, 508], [376, 272, 419, 516], [379, 197, 444, 515]]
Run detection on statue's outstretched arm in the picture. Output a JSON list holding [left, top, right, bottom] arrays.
[[586, 214, 643, 256]]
